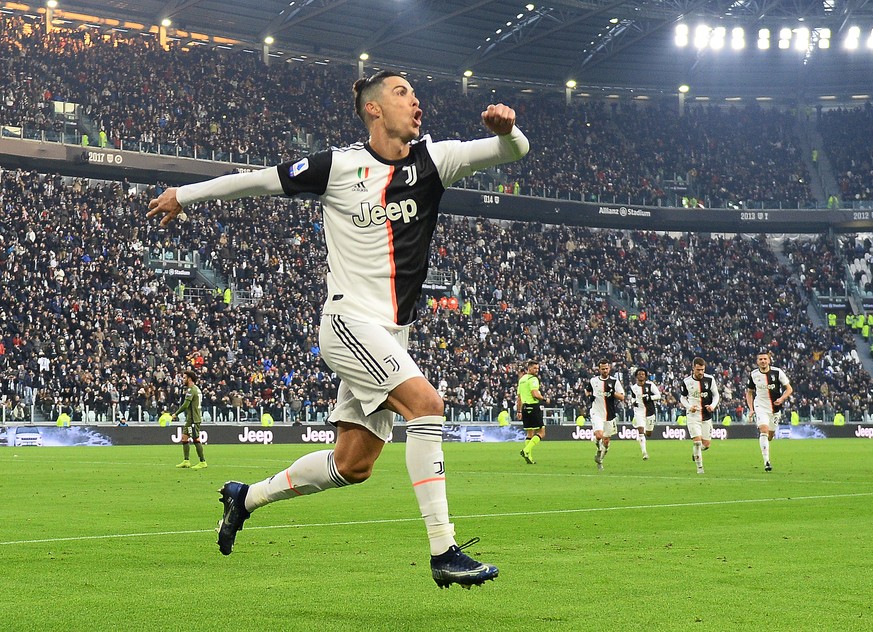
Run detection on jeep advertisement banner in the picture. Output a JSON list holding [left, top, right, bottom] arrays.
[[2, 424, 872, 447]]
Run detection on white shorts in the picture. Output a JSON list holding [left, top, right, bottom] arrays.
[[687, 418, 712, 440], [634, 413, 656, 432], [320, 314, 423, 442], [755, 409, 782, 430], [592, 416, 617, 437]]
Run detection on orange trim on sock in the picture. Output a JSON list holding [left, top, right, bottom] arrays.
[[285, 469, 303, 495], [412, 476, 446, 487]]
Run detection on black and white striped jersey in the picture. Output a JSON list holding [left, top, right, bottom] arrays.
[[586, 375, 624, 421], [747, 367, 791, 413], [629, 380, 661, 418], [276, 132, 525, 327], [679, 373, 720, 422]]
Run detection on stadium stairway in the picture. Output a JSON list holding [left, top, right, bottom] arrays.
[[794, 115, 840, 203], [767, 236, 827, 329], [194, 262, 227, 291], [855, 334, 873, 375], [769, 235, 873, 375]]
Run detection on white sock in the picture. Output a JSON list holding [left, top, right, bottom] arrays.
[[759, 434, 770, 463], [693, 441, 703, 467], [244, 449, 349, 512], [638, 434, 647, 454], [406, 416, 455, 555]]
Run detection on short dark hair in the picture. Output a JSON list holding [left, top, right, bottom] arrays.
[[527, 359, 539, 368], [598, 358, 610, 366], [635, 367, 648, 377], [692, 357, 706, 367], [353, 70, 404, 124], [184, 370, 198, 383], [757, 349, 771, 357]]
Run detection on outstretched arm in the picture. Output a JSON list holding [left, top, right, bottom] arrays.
[[430, 103, 530, 186], [147, 168, 284, 226], [465, 104, 529, 170]]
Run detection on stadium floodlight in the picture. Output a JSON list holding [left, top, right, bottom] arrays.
[[694, 24, 711, 49], [731, 27, 745, 50], [867, 32, 873, 49], [678, 84, 690, 93], [759, 28, 770, 40], [264, 36, 274, 45], [359, 52, 369, 61], [778, 38, 790, 49], [46, 0, 58, 8], [816, 27, 831, 49], [463, 69, 473, 77], [844, 25, 861, 49], [526, 3, 535, 10], [675, 23, 689, 47], [794, 27, 809, 50], [565, 80, 577, 88], [710, 26, 725, 50], [758, 38, 769, 49], [161, 18, 171, 27]]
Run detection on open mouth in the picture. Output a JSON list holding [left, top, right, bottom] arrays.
[[413, 109, 423, 126]]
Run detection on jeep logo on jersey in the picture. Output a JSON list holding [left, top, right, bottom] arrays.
[[352, 199, 418, 227]]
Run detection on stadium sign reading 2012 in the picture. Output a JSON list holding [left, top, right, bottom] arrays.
[[87, 150, 124, 164]]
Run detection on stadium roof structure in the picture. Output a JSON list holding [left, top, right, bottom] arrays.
[[38, 0, 873, 99]]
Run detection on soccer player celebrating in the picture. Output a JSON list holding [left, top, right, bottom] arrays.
[[586, 359, 625, 470], [680, 357, 719, 474], [148, 70, 529, 588], [746, 350, 793, 472], [629, 367, 661, 460]]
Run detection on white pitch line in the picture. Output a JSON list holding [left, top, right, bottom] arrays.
[[2, 458, 868, 486], [2, 491, 872, 547], [454, 470, 872, 485]]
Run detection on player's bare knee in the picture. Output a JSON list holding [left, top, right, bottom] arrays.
[[336, 461, 372, 484], [419, 391, 444, 417]]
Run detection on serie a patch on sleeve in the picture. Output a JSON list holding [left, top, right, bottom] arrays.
[[290, 158, 310, 177]]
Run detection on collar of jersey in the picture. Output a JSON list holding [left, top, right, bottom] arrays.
[[364, 140, 422, 166]]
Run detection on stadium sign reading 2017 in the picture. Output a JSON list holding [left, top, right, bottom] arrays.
[[86, 150, 124, 164]]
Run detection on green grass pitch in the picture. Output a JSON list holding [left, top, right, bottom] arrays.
[[1, 439, 871, 631]]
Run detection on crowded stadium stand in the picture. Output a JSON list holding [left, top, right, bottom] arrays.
[[3, 11, 873, 427]]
